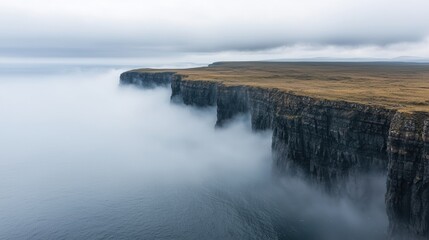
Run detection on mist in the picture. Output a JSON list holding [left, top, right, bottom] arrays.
[[0, 64, 387, 239]]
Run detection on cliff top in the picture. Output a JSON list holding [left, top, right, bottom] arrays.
[[130, 62, 429, 112]]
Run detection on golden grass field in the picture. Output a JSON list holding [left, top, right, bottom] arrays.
[[133, 62, 429, 112]]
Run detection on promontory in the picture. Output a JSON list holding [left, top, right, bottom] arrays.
[[120, 61, 429, 239]]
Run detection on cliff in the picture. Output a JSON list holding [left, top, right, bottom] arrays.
[[386, 112, 429, 238], [120, 63, 429, 239], [120, 71, 174, 88]]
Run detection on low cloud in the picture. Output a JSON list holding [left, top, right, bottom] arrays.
[[0, 66, 387, 239], [0, 0, 428, 58]]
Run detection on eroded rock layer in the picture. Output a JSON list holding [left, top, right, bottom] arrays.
[[386, 112, 429, 238], [120, 71, 174, 88]]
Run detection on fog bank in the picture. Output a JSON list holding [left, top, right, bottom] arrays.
[[0, 65, 387, 239]]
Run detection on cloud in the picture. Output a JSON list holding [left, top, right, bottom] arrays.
[[0, 0, 428, 58]]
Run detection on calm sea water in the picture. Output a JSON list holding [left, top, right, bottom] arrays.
[[0, 63, 387, 240]]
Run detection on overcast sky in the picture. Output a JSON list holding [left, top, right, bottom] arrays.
[[1, 0, 429, 61]]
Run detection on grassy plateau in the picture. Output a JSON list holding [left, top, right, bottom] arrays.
[[132, 62, 429, 113]]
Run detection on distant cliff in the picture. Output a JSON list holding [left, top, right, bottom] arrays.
[[120, 70, 429, 239], [120, 71, 174, 88]]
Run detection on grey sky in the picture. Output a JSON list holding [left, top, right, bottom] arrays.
[[1, 0, 429, 60]]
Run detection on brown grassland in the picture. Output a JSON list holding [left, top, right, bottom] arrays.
[[132, 62, 429, 112]]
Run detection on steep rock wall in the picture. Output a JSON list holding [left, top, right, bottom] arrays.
[[171, 77, 394, 189], [120, 71, 174, 88], [171, 76, 218, 107], [216, 85, 250, 127], [386, 112, 429, 238], [271, 95, 394, 192], [120, 71, 429, 239]]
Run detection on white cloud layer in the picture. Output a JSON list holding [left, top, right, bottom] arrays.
[[0, 66, 387, 239], [0, 0, 428, 59]]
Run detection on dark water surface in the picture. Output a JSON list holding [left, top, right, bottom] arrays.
[[0, 64, 387, 240]]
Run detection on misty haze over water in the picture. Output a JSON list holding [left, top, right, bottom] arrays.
[[0, 63, 387, 240]]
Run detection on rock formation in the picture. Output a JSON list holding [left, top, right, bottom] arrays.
[[386, 112, 429, 239], [120, 70, 429, 239]]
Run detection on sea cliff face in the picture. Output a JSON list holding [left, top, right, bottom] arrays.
[[120, 71, 429, 239], [386, 112, 429, 239], [171, 76, 394, 190], [120, 71, 174, 88]]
